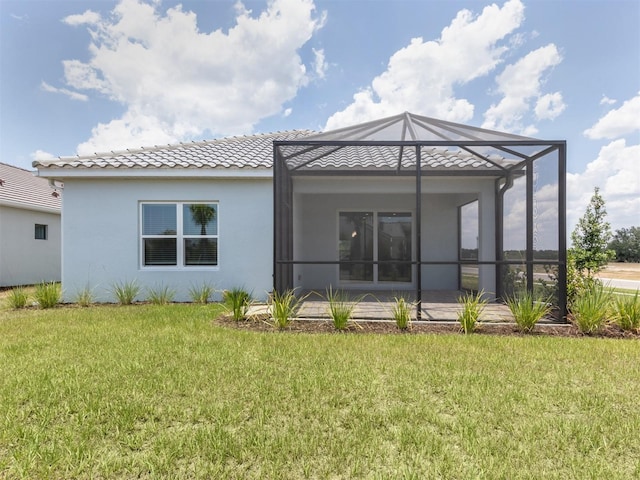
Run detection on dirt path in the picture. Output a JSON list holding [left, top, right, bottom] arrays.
[[597, 263, 640, 281]]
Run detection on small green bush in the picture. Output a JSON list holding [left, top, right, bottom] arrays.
[[188, 283, 215, 304], [6, 287, 29, 309], [223, 287, 252, 321], [457, 290, 487, 334], [570, 282, 612, 334], [326, 287, 360, 331], [111, 280, 140, 305], [270, 289, 308, 330], [613, 290, 640, 331], [74, 286, 95, 307], [505, 290, 551, 333], [147, 285, 176, 305], [391, 296, 413, 331], [34, 282, 61, 309]]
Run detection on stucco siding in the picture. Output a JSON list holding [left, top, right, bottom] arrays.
[[0, 205, 61, 286], [61, 178, 273, 302]]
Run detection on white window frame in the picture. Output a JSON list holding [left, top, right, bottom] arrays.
[[140, 201, 219, 270]]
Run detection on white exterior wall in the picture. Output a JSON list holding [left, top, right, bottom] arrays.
[[60, 177, 273, 302], [292, 176, 495, 294], [0, 205, 61, 286]]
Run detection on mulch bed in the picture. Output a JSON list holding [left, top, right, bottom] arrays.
[[215, 314, 640, 339]]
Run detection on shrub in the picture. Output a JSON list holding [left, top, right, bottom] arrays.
[[505, 290, 551, 333], [223, 287, 252, 321], [111, 280, 140, 305], [270, 289, 308, 330], [147, 285, 176, 305], [457, 290, 487, 334], [188, 283, 215, 304], [391, 296, 413, 331], [34, 282, 61, 309], [74, 286, 94, 307], [6, 287, 29, 309], [570, 282, 612, 334], [326, 287, 361, 331], [613, 290, 640, 331]]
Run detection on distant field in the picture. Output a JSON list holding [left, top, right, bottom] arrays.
[[598, 263, 640, 281]]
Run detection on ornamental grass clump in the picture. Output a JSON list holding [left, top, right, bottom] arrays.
[[391, 296, 413, 331], [34, 282, 61, 309], [188, 282, 215, 304], [223, 287, 252, 321], [147, 285, 176, 305], [74, 287, 95, 307], [326, 287, 361, 331], [457, 290, 487, 334], [111, 280, 140, 305], [613, 290, 640, 332], [6, 286, 29, 309], [505, 290, 551, 333], [570, 282, 612, 334], [270, 289, 308, 330]]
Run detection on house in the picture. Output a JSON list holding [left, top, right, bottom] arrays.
[[0, 162, 61, 287], [33, 113, 567, 317]]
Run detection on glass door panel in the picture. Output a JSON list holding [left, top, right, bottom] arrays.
[[339, 212, 374, 282], [378, 213, 412, 283]]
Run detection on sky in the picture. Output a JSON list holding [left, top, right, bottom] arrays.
[[1, 0, 639, 237]]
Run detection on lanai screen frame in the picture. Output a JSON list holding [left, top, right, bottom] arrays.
[[273, 119, 567, 321]]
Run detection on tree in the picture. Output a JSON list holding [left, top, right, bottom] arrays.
[[570, 187, 615, 276], [608, 226, 640, 262], [189, 204, 215, 235]]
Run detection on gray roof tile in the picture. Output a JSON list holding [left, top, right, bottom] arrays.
[[0, 162, 61, 212]]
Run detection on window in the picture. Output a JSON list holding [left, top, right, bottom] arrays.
[[141, 202, 218, 268], [339, 211, 412, 283], [35, 224, 48, 240]]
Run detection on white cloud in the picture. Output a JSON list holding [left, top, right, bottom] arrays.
[[534, 92, 565, 120], [63, 9, 101, 26], [584, 92, 640, 140], [567, 139, 640, 233], [325, 0, 525, 129], [482, 43, 563, 134], [31, 150, 57, 161], [40, 81, 88, 101], [58, 0, 324, 153], [312, 47, 327, 79], [600, 95, 616, 106]]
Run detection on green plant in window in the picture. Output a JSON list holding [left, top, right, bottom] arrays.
[[189, 204, 215, 235]]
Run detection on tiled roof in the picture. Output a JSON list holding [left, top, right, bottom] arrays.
[[0, 162, 61, 212], [33, 130, 315, 171], [283, 144, 518, 172]]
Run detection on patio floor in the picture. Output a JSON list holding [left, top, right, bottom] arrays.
[[295, 290, 518, 323]]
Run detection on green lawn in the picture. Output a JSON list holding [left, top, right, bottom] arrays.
[[1, 304, 639, 479]]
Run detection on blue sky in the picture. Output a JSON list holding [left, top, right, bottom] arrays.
[[1, 0, 639, 233]]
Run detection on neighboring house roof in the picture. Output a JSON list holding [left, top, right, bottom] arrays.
[[33, 130, 315, 172], [0, 162, 61, 213]]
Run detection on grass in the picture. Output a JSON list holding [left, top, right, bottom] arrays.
[[223, 287, 252, 321], [390, 295, 413, 331], [5, 286, 29, 309], [269, 289, 307, 330], [1, 304, 639, 478], [505, 290, 552, 333], [457, 290, 487, 334], [325, 287, 361, 330], [613, 290, 640, 331], [110, 280, 141, 305], [34, 281, 61, 309], [146, 284, 176, 305], [188, 282, 216, 304], [571, 282, 613, 334]]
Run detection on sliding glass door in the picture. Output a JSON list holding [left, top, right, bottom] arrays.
[[339, 211, 412, 284]]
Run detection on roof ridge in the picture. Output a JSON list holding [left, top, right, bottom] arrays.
[[0, 161, 35, 173], [47, 129, 317, 164]]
